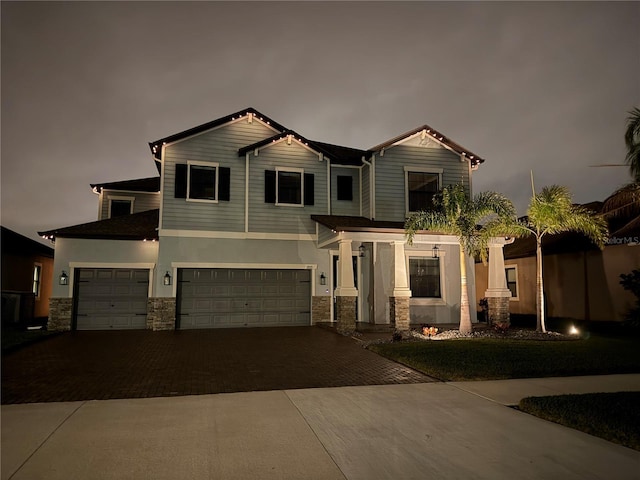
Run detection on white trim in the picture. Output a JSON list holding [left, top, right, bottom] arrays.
[[158, 144, 166, 230], [386, 129, 464, 159], [505, 264, 520, 301], [404, 167, 443, 217], [275, 167, 304, 207], [187, 160, 219, 203], [171, 262, 317, 270], [162, 114, 280, 151], [253, 135, 325, 159], [159, 229, 317, 241], [68, 263, 156, 297], [359, 167, 363, 217], [101, 188, 160, 196], [328, 250, 362, 322], [107, 195, 135, 218], [405, 252, 447, 306], [327, 158, 331, 214], [371, 155, 376, 218]]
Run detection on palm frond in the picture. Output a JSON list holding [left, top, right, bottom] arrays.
[[625, 107, 640, 182], [602, 182, 640, 219]]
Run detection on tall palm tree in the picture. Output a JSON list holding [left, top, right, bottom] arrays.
[[516, 185, 608, 333], [624, 107, 640, 182], [405, 184, 516, 334]]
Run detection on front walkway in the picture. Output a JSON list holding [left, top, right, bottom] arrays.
[[3, 376, 639, 480]]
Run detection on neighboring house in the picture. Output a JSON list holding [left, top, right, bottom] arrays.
[[40, 108, 485, 331], [1, 226, 54, 327], [475, 203, 640, 322]]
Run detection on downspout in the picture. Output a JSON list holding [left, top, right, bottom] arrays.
[[362, 156, 375, 219], [327, 157, 331, 214], [158, 144, 166, 231], [245, 152, 250, 233]]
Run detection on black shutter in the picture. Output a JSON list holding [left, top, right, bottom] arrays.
[[265, 170, 276, 203], [304, 173, 314, 206], [219, 167, 230, 201], [337, 175, 353, 201], [175, 164, 187, 198]]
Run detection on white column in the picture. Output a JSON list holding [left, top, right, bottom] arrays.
[[485, 237, 513, 298], [334, 239, 358, 297], [391, 241, 412, 297]]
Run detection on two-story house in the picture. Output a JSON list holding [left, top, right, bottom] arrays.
[[40, 108, 484, 332]]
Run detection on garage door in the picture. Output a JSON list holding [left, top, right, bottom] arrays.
[[178, 268, 311, 329], [75, 268, 149, 330]]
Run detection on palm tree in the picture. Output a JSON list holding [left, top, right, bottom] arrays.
[[516, 185, 608, 333], [405, 184, 516, 334], [624, 107, 640, 182]]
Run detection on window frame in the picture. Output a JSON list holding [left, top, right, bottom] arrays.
[[505, 264, 519, 301], [187, 161, 219, 203], [404, 167, 443, 217], [107, 195, 134, 218], [32, 263, 42, 300], [275, 167, 304, 207], [405, 251, 447, 306]]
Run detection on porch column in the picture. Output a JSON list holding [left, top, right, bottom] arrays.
[[390, 241, 412, 331], [334, 239, 358, 334], [484, 237, 513, 325]]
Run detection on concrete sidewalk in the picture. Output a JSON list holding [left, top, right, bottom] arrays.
[[2, 375, 639, 480]]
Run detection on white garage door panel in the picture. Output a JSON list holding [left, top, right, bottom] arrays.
[[178, 268, 311, 329], [75, 268, 149, 330]]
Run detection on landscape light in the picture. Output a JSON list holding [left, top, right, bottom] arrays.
[[569, 325, 579, 335]]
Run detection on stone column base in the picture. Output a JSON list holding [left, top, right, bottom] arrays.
[[390, 296, 410, 331], [487, 296, 510, 325], [336, 296, 356, 334], [147, 298, 176, 331], [312, 296, 331, 324], [48, 298, 73, 331]]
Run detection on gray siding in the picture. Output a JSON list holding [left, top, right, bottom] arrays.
[[248, 141, 328, 235], [162, 119, 276, 231], [330, 166, 360, 217], [374, 146, 469, 222], [361, 163, 371, 218], [100, 191, 160, 220]]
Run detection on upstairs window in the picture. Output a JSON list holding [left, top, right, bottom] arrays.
[[108, 197, 134, 218], [265, 169, 314, 206], [337, 175, 353, 201], [409, 257, 441, 298], [405, 168, 442, 214], [32, 263, 42, 299], [174, 163, 230, 202]]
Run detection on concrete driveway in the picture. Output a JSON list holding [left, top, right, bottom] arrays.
[[1, 327, 431, 404]]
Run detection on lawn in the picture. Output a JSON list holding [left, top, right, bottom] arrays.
[[519, 392, 640, 451], [367, 335, 640, 381]]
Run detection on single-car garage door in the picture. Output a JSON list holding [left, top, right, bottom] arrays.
[[178, 268, 311, 329], [75, 268, 149, 330]]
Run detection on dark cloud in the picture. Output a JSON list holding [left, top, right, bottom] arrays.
[[2, 1, 638, 242]]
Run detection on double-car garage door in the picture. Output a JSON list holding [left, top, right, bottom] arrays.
[[74, 267, 311, 330], [177, 268, 311, 329]]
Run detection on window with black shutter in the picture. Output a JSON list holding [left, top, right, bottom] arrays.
[[175, 162, 231, 202], [265, 168, 314, 206]]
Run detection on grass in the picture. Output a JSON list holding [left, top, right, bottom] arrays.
[[519, 392, 640, 451], [1, 328, 61, 354], [367, 335, 640, 381]]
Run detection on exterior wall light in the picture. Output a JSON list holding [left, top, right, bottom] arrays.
[[320, 272, 326, 285], [432, 245, 440, 258], [59, 270, 69, 285], [359, 245, 365, 257], [163, 271, 172, 286]]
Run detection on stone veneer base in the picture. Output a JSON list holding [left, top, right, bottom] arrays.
[[487, 296, 510, 325], [335, 296, 356, 333], [312, 296, 331, 324], [48, 298, 73, 331], [147, 297, 176, 331], [390, 296, 410, 331]]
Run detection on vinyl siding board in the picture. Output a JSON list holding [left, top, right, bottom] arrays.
[[162, 119, 276, 231], [375, 146, 468, 222], [100, 191, 160, 220], [331, 167, 360, 217], [248, 142, 328, 234]]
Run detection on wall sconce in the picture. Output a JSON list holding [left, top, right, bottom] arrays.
[[359, 245, 365, 257], [320, 272, 326, 285], [163, 271, 172, 286], [432, 245, 440, 258], [59, 270, 68, 285]]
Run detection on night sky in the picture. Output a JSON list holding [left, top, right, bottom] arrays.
[[2, 1, 638, 244]]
